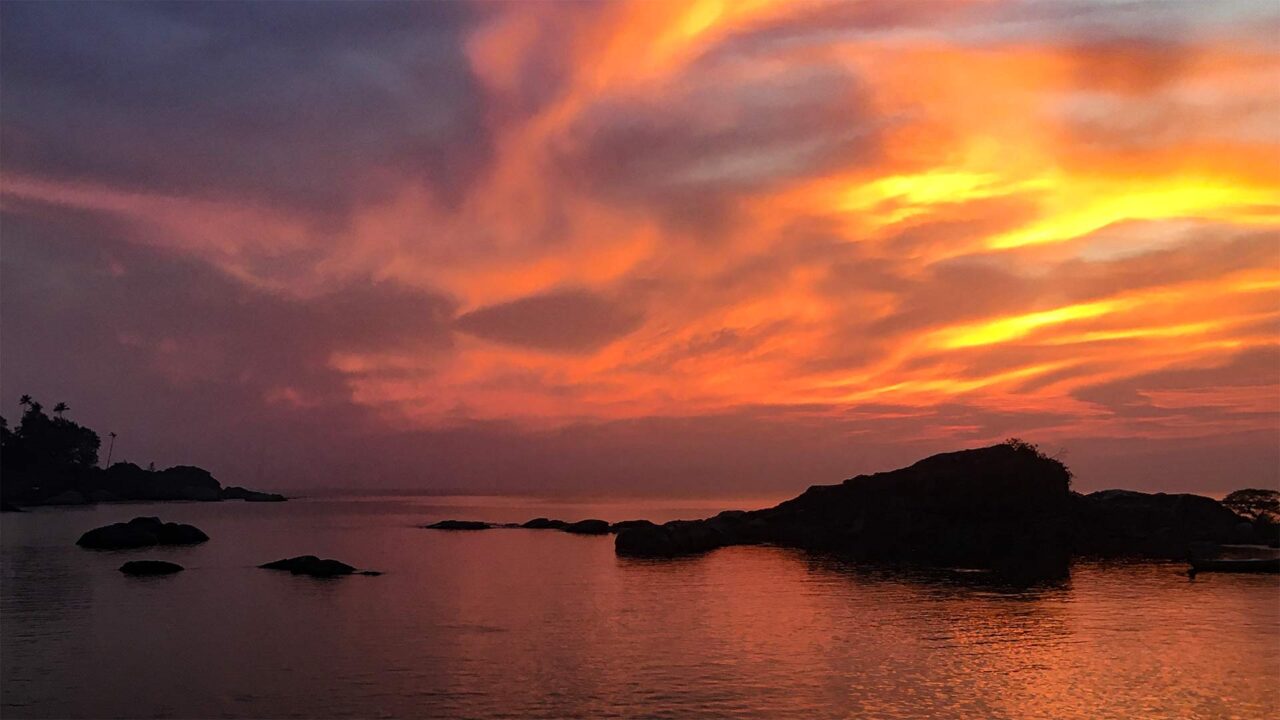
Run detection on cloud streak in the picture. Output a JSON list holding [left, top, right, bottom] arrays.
[[2, 0, 1277, 494]]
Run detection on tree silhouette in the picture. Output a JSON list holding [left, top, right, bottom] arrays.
[[1, 394, 242, 506], [19, 394, 31, 408], [1, 397, 101, 491], [1223, 488, 1279, 523]]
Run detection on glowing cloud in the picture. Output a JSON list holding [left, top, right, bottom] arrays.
[[2, 0, 1277, 491]]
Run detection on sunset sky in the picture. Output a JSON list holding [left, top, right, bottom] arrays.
[[2, 1, 1277, 496]]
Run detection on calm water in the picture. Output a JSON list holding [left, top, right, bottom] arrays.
[[2, 496, 1278, 719]]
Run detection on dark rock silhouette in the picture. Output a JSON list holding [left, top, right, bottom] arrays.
[[1, 396, 283, 506], [615, 442, 1259, 576], [520, 517, 626, 534], [1070, 490, 1253, 559], [615, 514, 747, 558], [521, 517, 569, 530], [259, 556, 378, 577], [76, 517, 210, 549], [221, 486, 287, 502], [616, 442, 1075, 579], [609, 519, 654, 533], [563, 519, 611, 535], [119, 560, 184, 576], [425, 520, 493, 530]]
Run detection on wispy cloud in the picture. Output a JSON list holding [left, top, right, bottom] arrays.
[[2, 0, 1276, 493]]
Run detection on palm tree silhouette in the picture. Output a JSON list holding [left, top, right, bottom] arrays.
[[53, 402, 69, 418], [106, 432, 118, 468], [19, 394, 32, 408]]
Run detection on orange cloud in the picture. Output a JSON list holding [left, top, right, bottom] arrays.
[[4, 0, 1278, 456]]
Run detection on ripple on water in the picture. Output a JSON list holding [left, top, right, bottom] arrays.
[[2, 502, 1277, 719]]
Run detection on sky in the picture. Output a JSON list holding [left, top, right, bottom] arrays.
[[2, 0, 1277, 497]]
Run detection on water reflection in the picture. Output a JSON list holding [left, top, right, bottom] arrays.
[[2, 498, 1277, 719]]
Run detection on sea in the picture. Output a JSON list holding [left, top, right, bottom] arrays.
[[2, 495, 1277, 719]]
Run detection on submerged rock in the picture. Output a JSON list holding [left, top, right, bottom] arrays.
[[425, 520, 493, 530], [259, 556, 361, 577], [119, 560, 184, 576], [76, 517, 210, 549]]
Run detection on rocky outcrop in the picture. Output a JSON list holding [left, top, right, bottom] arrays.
[[614, 515, 746, 557], [9, 460, 285, 507], [1071, 490, 1251, 559], [614, 444, 1259, 576], [119, 560, 184, 576], [563, 519, 611, 535], [609, 520, 654, 533], [76, 517, 210, 549], [259, 556, 379, 577], [425, 520, 493, 530], [521, 518, 569, 530], [221, 486, 287, 502], [616, 443, 1075, 579], [90, 463, 223, 502], [518, 517, 616, 534], [2, 398, 282, 507]]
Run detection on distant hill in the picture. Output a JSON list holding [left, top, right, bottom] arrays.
[[1, 396, 284, 507]]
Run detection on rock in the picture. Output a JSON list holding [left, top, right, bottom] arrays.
[[155, 466, 223, 501], [425, 520, 493, 530], [1071, 490, 1247, 559], [182, 486, 222, 501], [614, 521, 675, 556], [521, 518, 614, 534], [563, 519, 611, 535], [616, 443, 1074, 579], [0, 501, 23, 512], [616, 518, 739, 557], [42, 490, 89, 505], [259, 556, 359, 577], [88, 462, 226, 502], [610, 520, 654, 533], [155, 521, 210, 545], [221, 486, 287, 502], [521, 517, 569, 530], [119, 560, 184, 576], [76, 517, 209, 549]]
